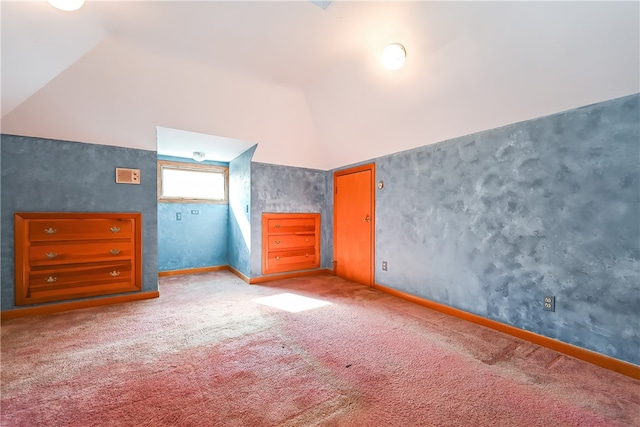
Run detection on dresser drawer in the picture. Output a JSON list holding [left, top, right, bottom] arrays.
[[29, 241, 133, 266], [267, 218, 316, 234], [29, 262, 133, 289], [29, 218, 133, 242], [267, 234, 315, 251], [266, 249, 317, 272]]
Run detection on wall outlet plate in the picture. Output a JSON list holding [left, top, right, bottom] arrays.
[[382, 261, 388, 271], [543, 296, 555, 312]]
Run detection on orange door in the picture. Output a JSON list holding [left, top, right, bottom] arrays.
[[334, 164, 375, 286]]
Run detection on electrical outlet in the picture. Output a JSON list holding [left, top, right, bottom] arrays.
[[543, 296, 555, 312], [382, 261, 388, 271], [191, 210, 199, 215], [176, 212, 182, 221]]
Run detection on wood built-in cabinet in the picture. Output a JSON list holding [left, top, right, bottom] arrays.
[[14, 212, 142, 306], [262, 213, 320, 275]]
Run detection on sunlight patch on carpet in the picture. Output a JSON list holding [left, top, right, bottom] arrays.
[[253, 293, 331, 313]]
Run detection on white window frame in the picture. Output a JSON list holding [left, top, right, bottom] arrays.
[[157, 160, 229, 204]]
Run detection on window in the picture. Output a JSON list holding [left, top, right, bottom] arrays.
[[158, 160, 228, 203]]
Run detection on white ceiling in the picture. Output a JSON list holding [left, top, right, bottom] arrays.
[[2, 1, 639, 170], [156, 126, 254, 162]]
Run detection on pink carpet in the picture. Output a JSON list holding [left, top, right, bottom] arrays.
[[2, 271, 639, 426]]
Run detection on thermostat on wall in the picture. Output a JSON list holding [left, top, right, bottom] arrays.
[[116, 168, 141, 184]]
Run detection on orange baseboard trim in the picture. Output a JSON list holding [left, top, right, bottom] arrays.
[[373, 283, 640, 380], [1, 291, 160, 322], [226, 266, 332, 285], [227, 265, 251, 283], [249, 269, 333, 284], [158, 265, 227, 277]]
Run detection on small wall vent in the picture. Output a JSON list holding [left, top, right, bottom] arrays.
[[116, 168, 140, 184]]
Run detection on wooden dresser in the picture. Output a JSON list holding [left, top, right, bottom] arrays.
[[14, 212, 142, 306], [262, 213, 320, 275]]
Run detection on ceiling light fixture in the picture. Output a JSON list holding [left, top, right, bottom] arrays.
[[48, 0, 85, 12], [381, 43, 406, 71], [192, 151, 206, 162]]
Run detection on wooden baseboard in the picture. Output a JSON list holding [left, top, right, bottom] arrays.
[[227, 265, 250, 283], [249, 269, 333, 284], [373, 283, 640, 380], [158, 265, 227, 277], [226, 266, 332, 284], [1, 291, 160, 322]]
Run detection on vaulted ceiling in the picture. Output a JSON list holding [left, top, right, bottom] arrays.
[[2, 1, 639, 170]]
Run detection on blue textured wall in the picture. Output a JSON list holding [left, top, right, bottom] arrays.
[[157, 155, 229, 272], [157, 203, 228, 271], [0, 135, 158, 311], [0, 139, 2, 291], [228, 146, 256, 277], [250, 162, 333, 277], [374, 94, 640, 365]]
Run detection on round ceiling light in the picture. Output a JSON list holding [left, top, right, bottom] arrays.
[[381, 43, 406, 71], [48, 0, 85, 12], [192, 151, 206, 162]]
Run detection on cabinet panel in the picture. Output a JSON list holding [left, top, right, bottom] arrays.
[[15, 212, 142, 306], [266, 249, 316, 271], [29, 218, 133, 242], [267, 218, 316, 234], [29, 262, 132, 289], [29, 241, 133, 266], [267, 234, 315, 251], [26, 280, 140, 305]]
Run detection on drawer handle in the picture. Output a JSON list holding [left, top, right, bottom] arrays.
[[306, 253, 309, 257], [45, 252, 57, 259], [44, 228, 57, 234], [109, 271, 121, 277], [110, 226, 120, 233], [275, 224, 280, 229], [305, 238, 309, 242], [275, 256, 281, 260], [45, 276, 57, 283], [110, 249, 121, 255], [364, 215, 371, 222], [275, 240, 281, 244]]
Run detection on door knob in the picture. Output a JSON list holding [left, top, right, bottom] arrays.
[[364, 215, 371, 222]]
